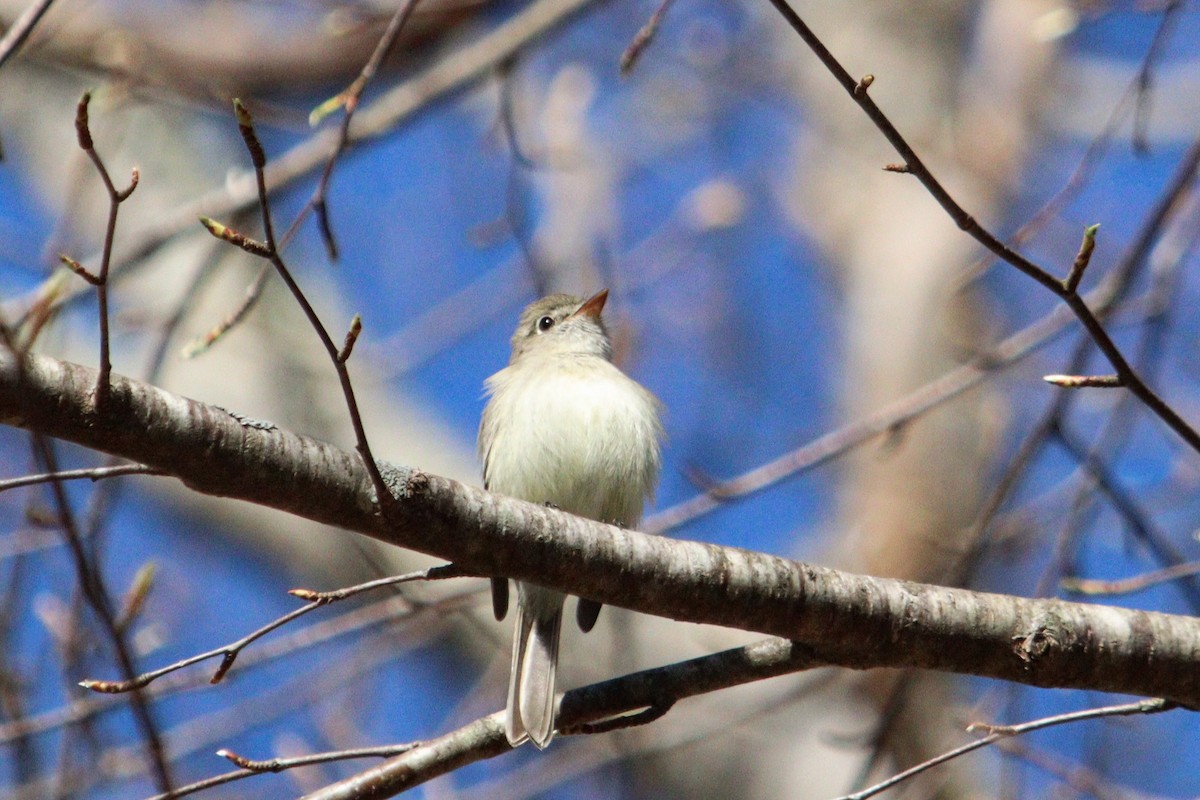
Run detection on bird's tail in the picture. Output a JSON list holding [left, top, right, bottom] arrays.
[[506, 585, 564, 749]]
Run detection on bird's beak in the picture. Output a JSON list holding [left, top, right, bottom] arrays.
[[571, 289, 608, 320]]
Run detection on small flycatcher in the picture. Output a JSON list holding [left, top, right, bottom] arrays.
[[479, 289, 663, 748]]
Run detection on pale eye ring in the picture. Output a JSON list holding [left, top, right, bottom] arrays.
[[537, 315, 556, 332]]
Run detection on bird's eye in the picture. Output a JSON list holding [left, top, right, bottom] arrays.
[[536, 315, 556, 332]]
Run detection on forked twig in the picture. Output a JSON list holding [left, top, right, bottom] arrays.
[[201, 100, 393, 513], [61, 91, 139, 411]]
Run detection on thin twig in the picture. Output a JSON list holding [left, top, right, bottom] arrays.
[[952, 7, 1178, 296], [645, 296, 1079, 534], [76, 636, 424, 800], [647, 54, 1200, 539], [834, 698, 1175, 800], [0, 463, 161, 493], [1006, 145, 1200, 606], [180, 261, 269, 358], [67, 91, 139, 412], [207, 99, 394, 514], [1131, 0, 1183, 153], [1051, 422, 1200, 605], [1063, 559, 1200, 598], [993, 736, 1160, 800], [148, 742, 423, 800], [80, 565, 461, 693], [619, 0, 676, 75]]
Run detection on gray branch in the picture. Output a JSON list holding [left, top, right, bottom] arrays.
[[3, 350, 1200, 707]]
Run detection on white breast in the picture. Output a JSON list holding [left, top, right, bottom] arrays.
[[480, 355, 662, 527]]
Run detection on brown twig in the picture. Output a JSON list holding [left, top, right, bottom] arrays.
[[650, 70, 1200, 541], [99, 636, 427, 800], [1017, 144, 1200, 605], [204, 99, 394, 514], [65, 91, 139, 413], [619, 0, 675, 75], [1004, 198, 1200, 607]]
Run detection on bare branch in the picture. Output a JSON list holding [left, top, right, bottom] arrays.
[[5, 351, 1200, 707], [304, 0, 423, 259], [301, 637, 819, 799], [212, 98, 394, 520], [0, 589, 477, 748], [70, 91, 139, 412]]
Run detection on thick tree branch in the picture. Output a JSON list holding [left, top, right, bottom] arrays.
[[3, 350, 1200, 707]]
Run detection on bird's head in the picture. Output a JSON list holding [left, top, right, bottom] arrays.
[[509, 289, 612, 362]]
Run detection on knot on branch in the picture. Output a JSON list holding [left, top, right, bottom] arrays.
[[378, 462, 422, 503], [1012, 621, 1063, 665]]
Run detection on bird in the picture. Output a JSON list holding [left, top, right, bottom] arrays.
[[478, 289, 663, 748]]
